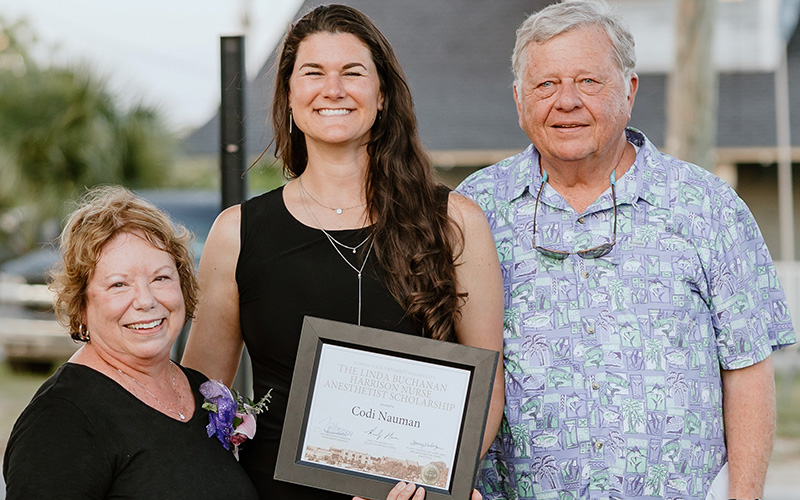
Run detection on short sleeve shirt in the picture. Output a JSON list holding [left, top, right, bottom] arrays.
[[456, 128, 796, 500]]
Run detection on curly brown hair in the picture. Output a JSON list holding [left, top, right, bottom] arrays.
[[272, 4, 464, 341], [50, 185, 198, 342]]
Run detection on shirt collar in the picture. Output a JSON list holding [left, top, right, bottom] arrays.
[[506, 127, 668, 210], [623, 127, 669, 209], [505, 144, 541, 203]]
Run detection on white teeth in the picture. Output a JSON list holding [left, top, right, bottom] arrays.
[[318, 109, 350, 116], [127, 319, 162, 330]]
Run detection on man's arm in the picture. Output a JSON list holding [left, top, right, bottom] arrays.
[[721, 355, 776, 499]]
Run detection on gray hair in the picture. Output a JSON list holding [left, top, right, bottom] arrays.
[[512, 0, 636, 89]]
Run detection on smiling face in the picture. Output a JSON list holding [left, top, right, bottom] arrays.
[[83, 231, 185, 365], [514, 25, 637, 171], [289, 32, 384, 152]]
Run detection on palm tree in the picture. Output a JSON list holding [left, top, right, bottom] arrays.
[[0, 16, 173, 256], [608, 278, 626, 309], [644, 338, 664, 370], [521, 333, 548, 364], [667, 371, 690, 406], [504, 307, 522, 339], [621, 398, 646, 433], [530, 455, 559, 490], [637, 223, 657, 244], [644, 463, 668, 497], [511, 423, 530, 458]]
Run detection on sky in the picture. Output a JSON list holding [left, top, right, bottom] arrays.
[[0, 0, 304, 134]]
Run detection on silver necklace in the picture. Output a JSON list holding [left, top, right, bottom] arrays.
[[116, 361, 186, 420], [298, 175, 366, 215], [299, 181, 373, 325], [298, 177, 371, 254]]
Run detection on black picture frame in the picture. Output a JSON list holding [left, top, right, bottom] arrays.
[[274, 316, 498, 500]]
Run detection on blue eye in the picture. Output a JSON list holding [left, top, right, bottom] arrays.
[[533, 81, 558, 98], [578, 78, 602, 95]]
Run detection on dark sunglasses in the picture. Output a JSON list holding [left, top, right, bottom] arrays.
[[532, 170, 617, 260]]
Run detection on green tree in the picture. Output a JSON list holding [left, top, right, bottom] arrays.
[[0, 16, 174, 257]]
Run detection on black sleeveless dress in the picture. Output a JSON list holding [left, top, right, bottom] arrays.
[[236, 186, 421, 499]]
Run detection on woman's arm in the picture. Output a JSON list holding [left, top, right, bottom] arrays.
[[181, 205, 245, 387], [448, 192, 505, 457]]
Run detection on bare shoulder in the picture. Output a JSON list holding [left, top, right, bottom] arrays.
[[213, 204, 241, 231], [447, 191, 486, 230], [205, 204, 241, 247]]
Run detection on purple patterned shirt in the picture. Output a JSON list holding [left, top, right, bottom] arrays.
[[456, 128, 796, 500]]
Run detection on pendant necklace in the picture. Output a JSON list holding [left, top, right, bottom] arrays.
[[116, 361, 186, 420], [298, 175, 366, 215], [297, 176, 371, 253], [298, 179, 373, 324]]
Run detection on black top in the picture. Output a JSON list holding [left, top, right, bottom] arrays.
[[3, 363, 258, 500], [236, 187, 422, 499]]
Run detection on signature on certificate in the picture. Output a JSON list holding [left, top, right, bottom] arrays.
[[315, 417, 353, 438], [409, 439, 444, 452], [365, 426, 400, 442]]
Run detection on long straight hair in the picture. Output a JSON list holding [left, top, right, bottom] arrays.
[[272, 4, 464, 341]]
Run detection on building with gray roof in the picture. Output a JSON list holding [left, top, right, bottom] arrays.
[[181, 0, 800, 257]]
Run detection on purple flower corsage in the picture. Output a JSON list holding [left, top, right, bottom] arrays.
[[200, 379, 272, 460]]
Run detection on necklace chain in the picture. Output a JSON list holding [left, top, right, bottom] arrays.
[[116, 361, 186, 420], [298, 177, 371, 254], [299, 179, 373, 325], [298, 175, 366, 215]]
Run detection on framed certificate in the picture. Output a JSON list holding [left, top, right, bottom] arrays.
[[274, 316, 499, 500]]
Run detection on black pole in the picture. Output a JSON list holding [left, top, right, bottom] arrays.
[[219, 36, 252, 395], [220, 36, 246, 211]]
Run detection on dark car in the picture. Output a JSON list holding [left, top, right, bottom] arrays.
[[0, 189, 221, 372]]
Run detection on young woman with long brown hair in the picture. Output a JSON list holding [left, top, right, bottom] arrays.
[[182, 5, 503, 499]]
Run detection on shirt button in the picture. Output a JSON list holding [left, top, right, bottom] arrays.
[[592, 381, 600, 390], [577, 217, 586, 224], [581, 271, 589, 279], [594, 441, 604, 450], [586, 325, 595, 334]]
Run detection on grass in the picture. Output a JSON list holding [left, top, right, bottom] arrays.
[[169, 154, 286, 193]]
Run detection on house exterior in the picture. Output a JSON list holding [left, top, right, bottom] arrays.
[[181, 0, 800, 257]]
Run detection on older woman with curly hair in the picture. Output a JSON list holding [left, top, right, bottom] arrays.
[[3, 186, 258, 499]]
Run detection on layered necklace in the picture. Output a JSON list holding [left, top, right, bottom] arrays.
[[298, 176, 373, 325], [298, 175, 366, 215], [116, 361, 186, 420]]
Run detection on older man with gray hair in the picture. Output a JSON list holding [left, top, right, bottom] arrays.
[[457, 1, 796, 499]]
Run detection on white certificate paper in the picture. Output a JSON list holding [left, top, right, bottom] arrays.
[[300, 344, 471, 490]]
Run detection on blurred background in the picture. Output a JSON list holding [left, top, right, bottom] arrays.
[[1, 0, 799, 498]]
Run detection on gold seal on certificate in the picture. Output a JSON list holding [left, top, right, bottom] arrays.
[[275, 317, 499, 500], [421, 463, 442, 486]]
